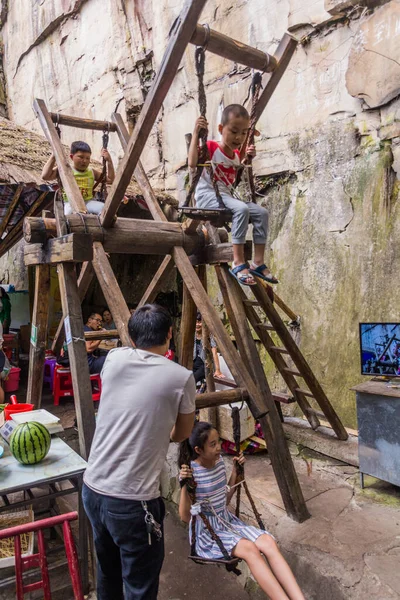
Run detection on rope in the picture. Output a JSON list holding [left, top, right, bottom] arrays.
[[235, 72, 263, 202], [182, 45, 225, 210]]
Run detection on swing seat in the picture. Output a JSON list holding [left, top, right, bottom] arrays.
[[189, 555, 242, 574], [179, 207, 233, 227]]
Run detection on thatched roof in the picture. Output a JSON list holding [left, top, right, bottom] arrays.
[[0, 117, 175, 203]]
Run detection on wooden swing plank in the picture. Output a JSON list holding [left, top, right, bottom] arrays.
[[51, 261, 94, 355], [33, 99, 87, 214], [251, 281, 348, 440], [92, 242, 132, 347], [137, 256, 175, 309], [173, 247, 309, 521], [26, 263, 51, 409], [53, 196, 95, 460], [241, 287, 320, 430], [101, 0, 207, 227], [0, 184, 24, 239], [215, 263, 310, 522], [24, 233, 93, 266], [190, 24, 277, 73], [49, 112, 117, 132]]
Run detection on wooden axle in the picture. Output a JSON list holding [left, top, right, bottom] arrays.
[[84, 330, 119, 340], [23, 215, 239, 262], [196, 388, 248, 410], [190, 24, 277, 73], [50, 112, 117, 132]]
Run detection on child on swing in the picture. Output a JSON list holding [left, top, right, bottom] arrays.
[[188, 104, 278, 287], [179, 422, 305, 600], [41, 141, 115, 215]]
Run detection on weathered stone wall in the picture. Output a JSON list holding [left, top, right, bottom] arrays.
[[1, 0, 400, 427]]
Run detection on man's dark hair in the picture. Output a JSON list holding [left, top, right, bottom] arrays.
[[221, 104, 249, 126], [88, 312, 101, 320], [129, 304, 172, 349], [70, 141, 92, 155]]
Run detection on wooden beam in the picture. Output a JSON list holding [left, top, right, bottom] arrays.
[[179, 281, 197, 369], [252, 281, 348, 440], [0, 184, 24, 239], [24, 233, 93, 266], [190, 24, 277, 73], [0, 191, 52, 259], [26, 264, 51, 409], [24, 215, 199, 256], [53, 196, 95, 460], [137, 256, 175, 309], [101, 0, 207, 227], [50, 113, 117, 132], [51, 261, 94, 355], [254, 34, 298, 122], [33, 99, 87, 214], [192, 240, 252, 266], [215, 263, 309, 522], [196, 388, 248, 409], [92, 242, 132, 347], [84, 329, 119, 340]]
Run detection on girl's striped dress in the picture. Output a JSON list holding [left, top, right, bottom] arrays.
[[190, 457, 272, 559]]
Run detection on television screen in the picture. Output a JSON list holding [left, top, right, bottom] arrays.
[[360, 323, 400, 377]]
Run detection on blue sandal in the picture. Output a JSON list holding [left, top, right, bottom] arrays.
[[229, 263, 257, 286], [249, 263, 279, 284]]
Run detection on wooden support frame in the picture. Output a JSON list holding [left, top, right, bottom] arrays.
[[26, 264, 51, 409], [24, 233, 93, 266], [30, 3, 345, 521], [49, 113, 117, 132], [137, 256, 175, 309]]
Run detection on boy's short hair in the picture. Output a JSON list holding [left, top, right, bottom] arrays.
[[221, 104, 250, 125], [128, 304, 172, 349], [70, 141, 92, 155]]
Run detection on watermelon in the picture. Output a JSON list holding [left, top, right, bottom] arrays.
[[10, 422, 51, 465]]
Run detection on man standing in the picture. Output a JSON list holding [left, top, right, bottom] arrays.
[[83, 304, 196, 600], [84, 313, 107, 374]]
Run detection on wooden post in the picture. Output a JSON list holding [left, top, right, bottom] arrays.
[[137, 256, 175, 309], [91, 242, 132, 347], [198, 264, 216, 425], [26, 264, 50, 408], [101, 0, 207, 226], [53, 195, 95, 460], [215, 264, 310, 521], [179, 282, 197, 370], [33, 99, 88, 214], [51, 261, 94, 355]]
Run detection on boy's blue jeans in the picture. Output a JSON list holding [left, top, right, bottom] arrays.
[[82, 484, 165, 600]]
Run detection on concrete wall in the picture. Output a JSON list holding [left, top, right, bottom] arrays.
[[1, 0, 400, 426]]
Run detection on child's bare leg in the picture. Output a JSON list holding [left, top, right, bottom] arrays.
[[233, 539, 290, 600], [255, 535, 305, 600], [253, 243, 272, 276], [233, 243, 246, 267]]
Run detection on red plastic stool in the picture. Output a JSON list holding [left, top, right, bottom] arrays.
[[0, 511, 83, 600], [53, 365, 102, 405]]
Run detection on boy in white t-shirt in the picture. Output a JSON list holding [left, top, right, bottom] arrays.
[[188, 104, 278, 287]]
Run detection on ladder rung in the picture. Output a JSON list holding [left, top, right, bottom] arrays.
[[282, 368, 302, 377], [256, 323, 275, 331], [269, 346, 290, 354], [294, 387, 315, 398], [272, 392, 295, 404], [243, 299, 259, 306], [305, 407, 325, 419]]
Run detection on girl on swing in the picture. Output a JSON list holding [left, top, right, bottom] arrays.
[[179, 422, 305, 600]]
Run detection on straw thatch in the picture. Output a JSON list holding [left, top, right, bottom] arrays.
[[0, 117, 175, 203]]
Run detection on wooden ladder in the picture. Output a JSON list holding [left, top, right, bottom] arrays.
[[236, 276, 347, 440]]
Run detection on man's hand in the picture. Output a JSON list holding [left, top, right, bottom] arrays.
[[101, 148, 112, 163], [193, 116, 208, 137]]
